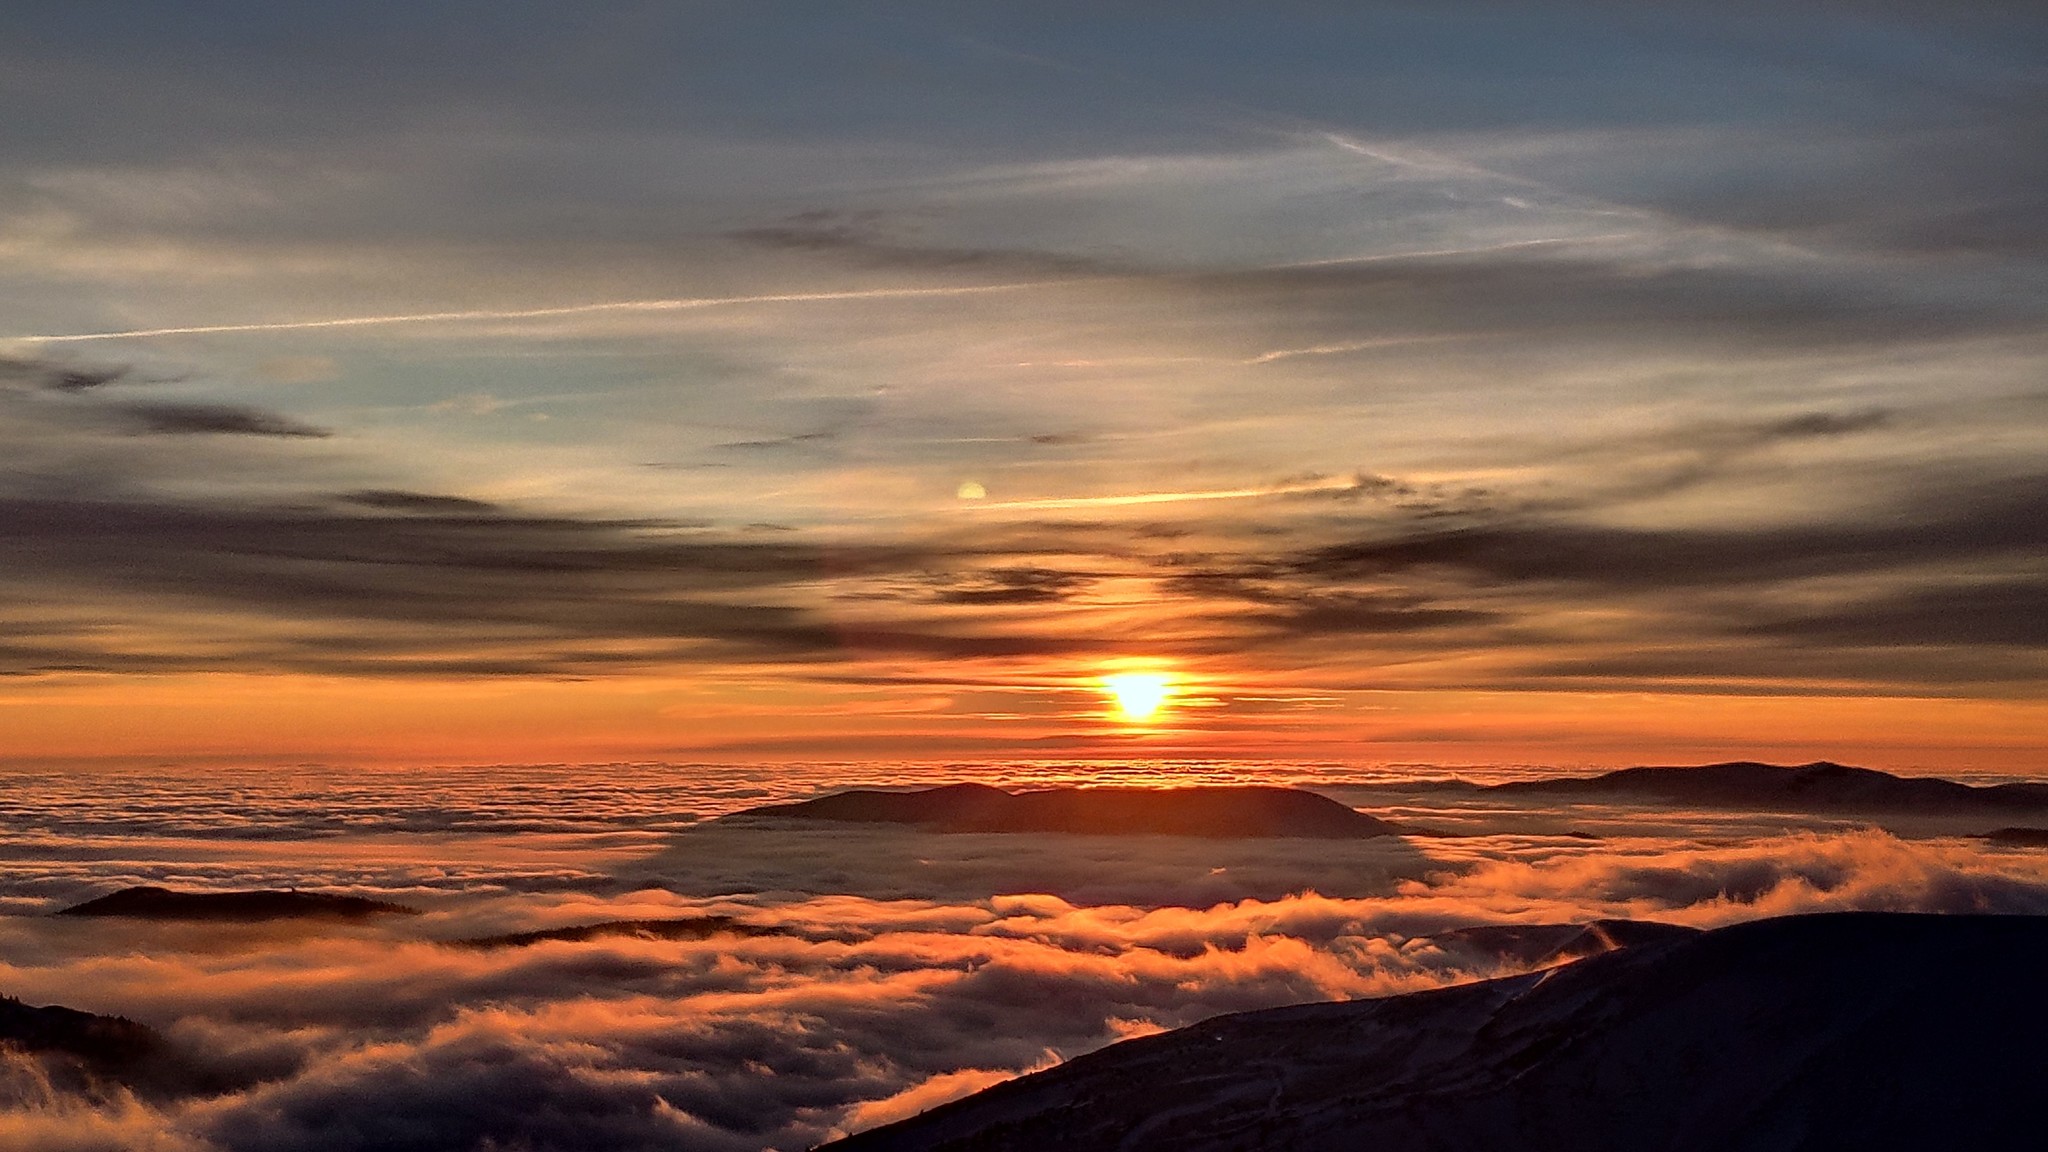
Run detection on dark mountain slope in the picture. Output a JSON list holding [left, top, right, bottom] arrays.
[[830, 913, 2048, 1151], [0, 995, 160, 1070], [1422, 917, 1699, 968]]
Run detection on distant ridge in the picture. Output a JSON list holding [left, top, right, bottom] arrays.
[[734, 784, 1403, 839], [451, 916, 779, 949], [57, 886, 418, 922], [1981, 826, 2048, 846], [1486, 760, 2048, 814], [828, 913, 2048, 1151]]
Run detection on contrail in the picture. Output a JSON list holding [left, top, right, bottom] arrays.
[[1273, 233, 1637, 270], [10, 281, 1063, 344], [10, 232, 1629, 347], [1319, 131, 1497, 181], [1244, 333, 1477, 364]]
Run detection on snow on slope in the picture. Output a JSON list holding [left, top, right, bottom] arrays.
[[828, 912, 2048, 1151]]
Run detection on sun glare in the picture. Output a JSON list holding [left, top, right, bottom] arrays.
[[1103, 672, 1172, 722]]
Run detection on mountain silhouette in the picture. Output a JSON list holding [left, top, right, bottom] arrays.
[[0, 995, 159, 1070], [735, 784, 1403, 838], [829, 913, 2048, 1151], [1420, 917, 1698, 968], [1485, 760, 2048, 814], [57, 885, 418, 921], [451, 916, 779, 949], [1980, 826, 2048, 846]]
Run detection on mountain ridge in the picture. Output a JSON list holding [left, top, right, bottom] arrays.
[[827, 912, 2048, 1151], [734, 784, 1404, 839], [56, 885, 419, 921], [1483, 760, 2048, 814]]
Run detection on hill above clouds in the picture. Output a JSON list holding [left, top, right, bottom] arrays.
[[0, 995, 159, 1073], [829, 913, 2048, 1151], [57, 886, 418, 922], [1485, 760, 2048, 814], [734, 784, 1405, 839]]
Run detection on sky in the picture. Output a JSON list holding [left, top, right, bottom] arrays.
[[2, 2, 2045, 769]]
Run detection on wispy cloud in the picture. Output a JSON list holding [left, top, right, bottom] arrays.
[[1270, 233, 1639, 270], [118, 401, 331, 438], [10, 282, 1073, 345], [975, 476, 1365, 510]]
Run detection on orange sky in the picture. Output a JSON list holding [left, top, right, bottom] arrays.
[[6, 667, 2043, 774]]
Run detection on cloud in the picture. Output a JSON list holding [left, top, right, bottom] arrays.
[[1479, 119, 2048, 260], [0, 358, 130, 394], [249, 358, 337, 385], [928, 567, 1096, 606], [1414, 828, 2048, 923], [0, 479, 1177, 675], [3, 344, 2038, 692], [0, 1072, 205, 1152], [0, 361, 1142, 674], [1284, 484, 2047, 590], [337, 490, 499, 515], [116, 404, 330, 439], [711, 431, 838, 452], [0, 353, 1181, 675], [6, 816, 2048, 1151], [727, 210, 1116, 277], [833, 1060, 1054, 1136], [1167, 248, 2038, 353], [1745, 576, 2048, 649], [0, 494, 852, 655], [8, 284, 1070, 346], [0, 9, 2039, 716]]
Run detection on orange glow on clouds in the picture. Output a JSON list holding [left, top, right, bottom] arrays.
[[3, 667, 2048, 771]]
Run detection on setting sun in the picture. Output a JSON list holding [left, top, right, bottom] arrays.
[[1103, 672, 1173, 721]]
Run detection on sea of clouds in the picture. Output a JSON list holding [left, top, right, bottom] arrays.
[[4, 763, 2047, 1151]]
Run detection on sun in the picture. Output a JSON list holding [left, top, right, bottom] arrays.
[[1102, 672, 1172, 722]]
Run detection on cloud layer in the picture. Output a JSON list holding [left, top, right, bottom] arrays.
[[6, 765, 2048, 1150], [5, 827, 2046, 1151]]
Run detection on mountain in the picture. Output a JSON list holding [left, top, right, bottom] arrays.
[[0, 994, 266, 1100], [57, 885, 418, 921], [1485, 760, 2048, 814], [1420, 917, 1698, 968], [827, 913, 2048, 1151], [0, 995, 160, 1070], [1980, 826, 2048, 846], [735, 784, 1403, 839], [451, 916, 779, 949]]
